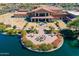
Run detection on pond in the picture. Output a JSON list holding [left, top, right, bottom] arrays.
[[0, 33, 79, 56]]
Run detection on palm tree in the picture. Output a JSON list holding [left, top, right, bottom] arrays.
[[22, 23, 28, 30]]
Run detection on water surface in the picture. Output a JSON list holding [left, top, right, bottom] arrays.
[[0, 33, 79, 56]]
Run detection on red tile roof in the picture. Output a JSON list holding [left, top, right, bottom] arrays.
[[14, 12, 27, 14], [14, 11, 27, 16], [14, 5, 67, 17], [52, 38, 61, 47], [29, 5, 67, 16], [30, 5, 63, 13]]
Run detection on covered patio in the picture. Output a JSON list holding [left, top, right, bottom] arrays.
[[31, 16, 54, 22]]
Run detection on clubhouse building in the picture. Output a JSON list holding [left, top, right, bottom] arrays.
[[13, 5, 75, 22]]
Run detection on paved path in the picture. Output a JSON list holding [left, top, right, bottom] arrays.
[[38, 26, 45, 35], [26, 24, 58, 45]]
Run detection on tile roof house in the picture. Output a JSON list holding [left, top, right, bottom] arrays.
[[13, 9, 28, 17], [29, 5, 68, 22], [14, 5, 68, 22]]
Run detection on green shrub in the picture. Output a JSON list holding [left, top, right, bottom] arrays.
[[39, 43, 49, 51], [21, 30, 26, 36], [47, 44, 54, 50], [31, 44, 38, 50], [6, 29, 19, 35], [24, 40, 33, 47], [0, 23, 6, 32], [67, 18, 79, 30], [26, 29, 38, 34], [44, 30, 52, 34], [13, 25, 17, 29], [33, 29, 38, 34]]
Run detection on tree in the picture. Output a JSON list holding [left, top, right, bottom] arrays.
[[21, 30, 26, 37], [6, 29, 18, 35], [67, 17, 79, 31], [0, 23, 6, 32], [25, 16, 31, 22], [67, 17, 79, 39], [44, 29, 52, 34], [13, 25, 17, 29]]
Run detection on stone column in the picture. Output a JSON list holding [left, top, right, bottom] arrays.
[[45, 13, 46, 16], [45, 19, 47, 22], [50, 19, 51, 22], [38, 13, 39, 16], [35, 12, 36, 16], [38, 19, 39, 22]]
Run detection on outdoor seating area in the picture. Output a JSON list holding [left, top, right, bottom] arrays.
[[26, 33, 61, 45], [25, 22, 62, 46]]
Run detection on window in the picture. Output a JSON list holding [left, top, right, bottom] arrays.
[[46, 19, 49, 22], [36, 19, 38, 22], [32, 19, 34, 22], [36, 13, 38, 16], [39, 13, 45, 16], [46, 13, 48, 16]]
